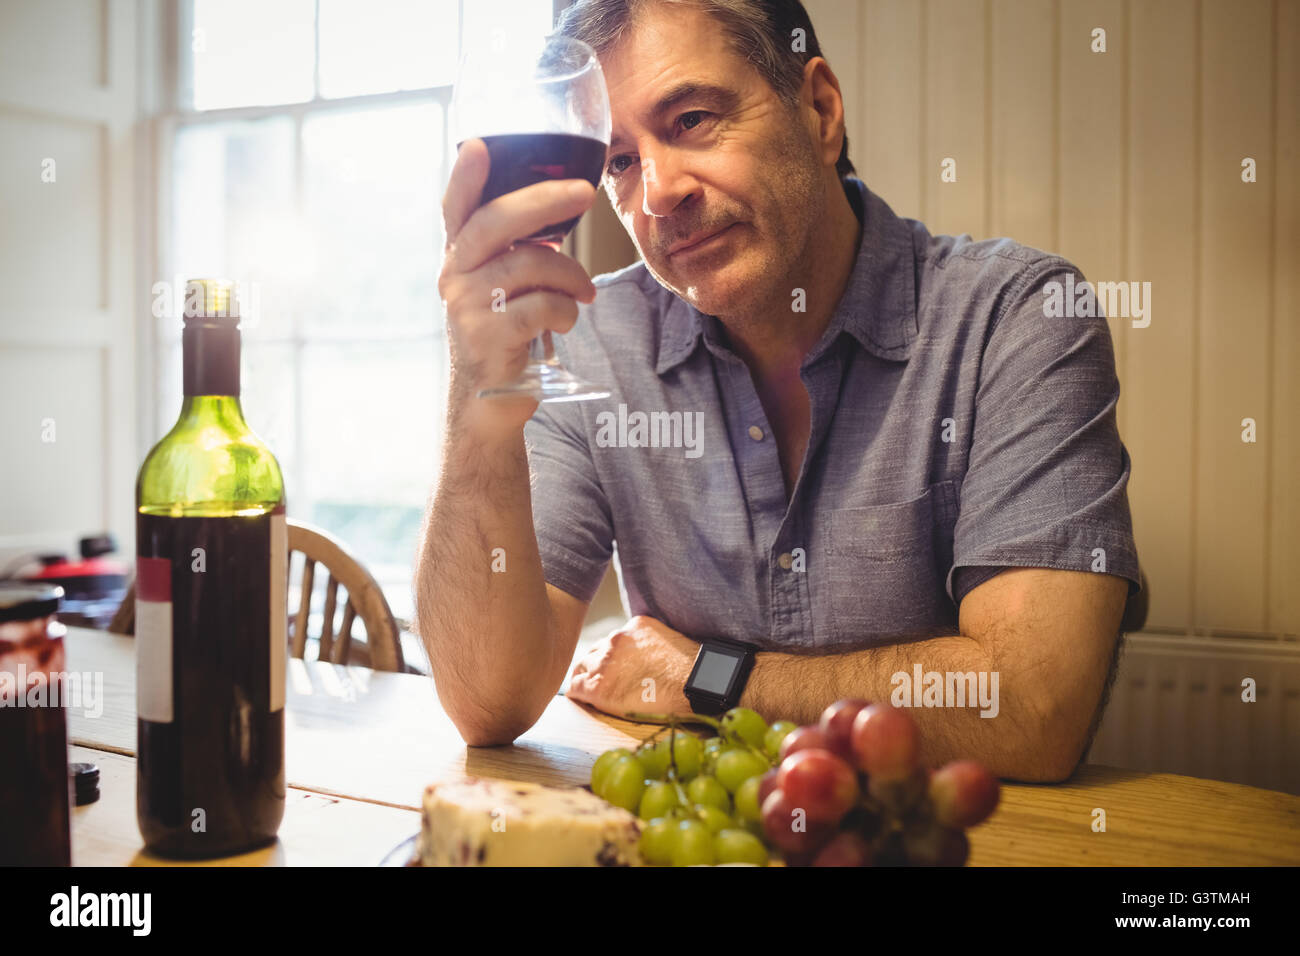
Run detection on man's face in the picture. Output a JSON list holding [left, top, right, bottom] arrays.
[[599, 4, 826, 320]]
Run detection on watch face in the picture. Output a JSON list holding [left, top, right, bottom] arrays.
[[693, 647, 741, 695]]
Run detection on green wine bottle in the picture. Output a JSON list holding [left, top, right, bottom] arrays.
[[135, 278, 287, 858]]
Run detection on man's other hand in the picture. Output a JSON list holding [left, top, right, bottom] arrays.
[[567, 615, 697, 718]]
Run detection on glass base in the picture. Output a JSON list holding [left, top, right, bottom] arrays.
[[477, 360, 610, 403]]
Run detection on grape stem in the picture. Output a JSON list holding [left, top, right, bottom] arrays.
[[672, 776, 691, 810], [666, 715, 679, 779], [626, 710, 721, 731], [642, 724, 670, 747], [628, 710, 772, 764]]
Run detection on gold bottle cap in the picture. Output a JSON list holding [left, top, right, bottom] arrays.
[[183, 278, 240, 319]]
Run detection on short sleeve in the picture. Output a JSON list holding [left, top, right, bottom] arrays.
[[523, 401, 615, 604], [948, 257, 1141, 606]]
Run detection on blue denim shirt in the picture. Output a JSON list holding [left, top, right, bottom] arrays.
[[523, 177, 1140, 651]]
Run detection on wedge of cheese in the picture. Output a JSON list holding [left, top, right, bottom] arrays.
[[416, 777, 643, 867]]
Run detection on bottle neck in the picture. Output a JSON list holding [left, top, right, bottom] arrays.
[[182, 318, 240, 397], [176, 394, 249, 428]]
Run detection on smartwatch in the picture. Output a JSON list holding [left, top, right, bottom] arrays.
[[684, 636, 756, 716]]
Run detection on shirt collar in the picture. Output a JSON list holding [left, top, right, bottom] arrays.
[[655, 177, 918, 375]]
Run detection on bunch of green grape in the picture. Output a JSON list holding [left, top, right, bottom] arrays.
[[589, 707, 798, 867]]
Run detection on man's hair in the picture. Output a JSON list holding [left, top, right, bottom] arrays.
[[555, 0, 857, 180]]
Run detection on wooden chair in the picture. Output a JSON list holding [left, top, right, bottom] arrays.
[[288, 519, 403, 672], [108, 518, 404, 673]]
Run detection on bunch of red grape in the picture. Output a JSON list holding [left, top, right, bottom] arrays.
[[759, 699, 1000, 866]]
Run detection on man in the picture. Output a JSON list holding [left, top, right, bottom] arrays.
[[417, 0, 1140, 782]]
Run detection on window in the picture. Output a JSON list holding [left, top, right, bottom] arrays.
[[158, 0, 557, 642]]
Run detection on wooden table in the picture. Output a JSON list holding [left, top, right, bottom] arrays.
[[61, 627, 1300, 866]]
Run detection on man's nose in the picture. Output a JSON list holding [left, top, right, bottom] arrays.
[[639, 151, 694, 219]]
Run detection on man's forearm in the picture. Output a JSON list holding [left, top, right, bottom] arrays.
[[738, 634, 1074, 782], [413, 419, 559, 745]]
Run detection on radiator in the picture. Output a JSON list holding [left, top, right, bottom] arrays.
[[1085, 632, 1300, 795]]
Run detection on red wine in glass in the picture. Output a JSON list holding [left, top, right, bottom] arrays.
[[473, 133, 607, 243]]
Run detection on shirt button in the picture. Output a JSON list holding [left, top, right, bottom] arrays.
[[777, 552, 793, 570], [748, 425, 764, 441]]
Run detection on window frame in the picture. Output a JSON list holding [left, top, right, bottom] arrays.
[[148, 0, 573, 630], [153, 0, 463, 440], [152, 0, 575, 439]]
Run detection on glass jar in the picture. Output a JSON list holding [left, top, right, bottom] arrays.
[[0, 584, 71, 865]]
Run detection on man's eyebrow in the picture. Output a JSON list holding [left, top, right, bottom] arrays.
[[608, 81, 740, 151]]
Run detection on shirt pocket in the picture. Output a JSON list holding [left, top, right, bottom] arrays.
[[825, 481, 958, 642]]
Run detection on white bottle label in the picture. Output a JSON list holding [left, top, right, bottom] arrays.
[[135, 556, 174, 723]]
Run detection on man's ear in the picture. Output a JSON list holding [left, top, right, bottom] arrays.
[[801, 57, 847, 170]]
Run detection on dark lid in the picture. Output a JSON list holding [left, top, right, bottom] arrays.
[[79, 533, 117, 559], [70, 762, 100, 806], [0, 584, 62, 622]]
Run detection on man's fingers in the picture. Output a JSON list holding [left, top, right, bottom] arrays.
[[452, 179, 597, 275], [442, 138, 490, 249], [479, 243, 596, 307], [457, 290, 580, 359], [441, 245, 593, 351], [504, 289, 581, 340]]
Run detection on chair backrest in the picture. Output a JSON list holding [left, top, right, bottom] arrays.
[[108, 518, 404, 672], [288, 519, 403, 672]]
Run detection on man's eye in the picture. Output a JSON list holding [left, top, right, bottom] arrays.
[[678, 111, 707, 132], [606, 154, 634, 177]]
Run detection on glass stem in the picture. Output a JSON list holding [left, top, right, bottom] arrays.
[[530, 331, 557, 366], [521, 236, 562, 368]]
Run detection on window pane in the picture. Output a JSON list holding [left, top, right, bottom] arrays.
[[298, 340, 440, 624], [461, 0, 555, 54], [170, 116, 298, 341], [156, 341, 182, 441], [241, 343, 299, 492], [300, 103, 442, 334], [318, 0, 459, 98], [299, 342, 437, 507], [191, 0, 314, 110]]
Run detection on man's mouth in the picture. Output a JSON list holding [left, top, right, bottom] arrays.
[[666, 223, 738, 259]]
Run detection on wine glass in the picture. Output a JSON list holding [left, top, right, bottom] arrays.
[[450, 32, 612, 402]]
